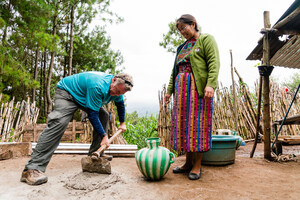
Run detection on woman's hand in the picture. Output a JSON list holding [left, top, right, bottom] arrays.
[[164, 94, 171, 104], [204, 86, 214, 98]]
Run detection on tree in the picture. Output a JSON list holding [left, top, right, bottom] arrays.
[[159, 21, 185, 54], [0, 0, 125, 121], [61, 0, 124, 76], [72, 26, 123, 73], [0, 0, 49, 99], [282, 73, 300, 92]]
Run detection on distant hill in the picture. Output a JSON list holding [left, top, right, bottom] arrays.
[[126, 102, 159, 117]]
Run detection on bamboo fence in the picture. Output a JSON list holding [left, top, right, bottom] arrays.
[[158, 69, 300, 149], [0, 95, 39, 142], [157, 86, 172, 150], [0, 94, 126, 144]]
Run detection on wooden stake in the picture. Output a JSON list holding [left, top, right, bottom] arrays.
[[72, 119, 76, 142], [262, 11, 272, 160], [250, 75, 263, 158], [230, 50, 239, 132]]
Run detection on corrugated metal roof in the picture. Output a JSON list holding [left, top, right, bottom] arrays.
[[270, 35, 300, 68], [273, 0, 300, 34], [246, 33, 286, 61], [246, 0, 300, 69]]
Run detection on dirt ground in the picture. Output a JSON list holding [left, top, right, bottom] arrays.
[[1, 141, 300, 200]]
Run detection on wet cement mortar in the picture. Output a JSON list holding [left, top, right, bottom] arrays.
[[1, 141, 300, 200], [63, 172, 123, 192]]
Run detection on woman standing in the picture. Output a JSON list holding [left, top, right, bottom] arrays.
[[164, 14, 220, 180]]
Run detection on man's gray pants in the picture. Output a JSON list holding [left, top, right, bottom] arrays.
[[25, 88, 109, 172]]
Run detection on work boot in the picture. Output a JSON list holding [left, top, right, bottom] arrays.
[[20, 169, 48, 185], [101, 152, 113, 161]]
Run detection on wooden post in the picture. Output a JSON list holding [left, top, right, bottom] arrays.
[[72, 119, 76, 143], [250, 75, 263, 158], [230, 50, 239, 132], [262, 11, 272, 160], [33, 123, 37, 142]]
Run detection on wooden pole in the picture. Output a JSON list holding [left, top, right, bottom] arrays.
[[262, 11, 272, 160], [33, 123, 37, 142], [250, 75, 263, 158], [230, 50, 239, 132], [72, 119, 76, 142]]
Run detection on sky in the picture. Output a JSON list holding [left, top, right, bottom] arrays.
[[100, 0, 298, 115]]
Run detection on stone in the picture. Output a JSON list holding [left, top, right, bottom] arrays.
[[81, 156, 111, 174], [0, 150, 13, 160], [0, 142, 32, 158]]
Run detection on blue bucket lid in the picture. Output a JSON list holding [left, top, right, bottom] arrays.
[[212, 135, 241, 142]]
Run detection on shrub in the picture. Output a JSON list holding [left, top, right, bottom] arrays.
[[122, 112, 158, 149]]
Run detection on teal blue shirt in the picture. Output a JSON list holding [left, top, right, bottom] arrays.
[[57, 72, 123, 111]]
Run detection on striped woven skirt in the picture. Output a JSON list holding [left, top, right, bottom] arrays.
[[170, 72, 213, 153]]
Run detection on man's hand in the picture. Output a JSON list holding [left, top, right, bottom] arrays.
[[118, 122, 127, 133], [164, 94, 171, 104], [100, 135, 110, 148], [204, 86, 214, 98]]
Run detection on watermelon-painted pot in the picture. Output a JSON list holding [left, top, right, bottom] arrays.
[[135, 137, 175, 181]]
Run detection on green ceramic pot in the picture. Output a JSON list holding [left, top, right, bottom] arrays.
[[135, 137, 175, 181]]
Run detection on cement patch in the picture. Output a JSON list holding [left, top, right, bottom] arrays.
[[63, 172, 124, 192]]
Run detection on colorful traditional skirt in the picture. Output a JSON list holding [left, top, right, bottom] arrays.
[[170, 72, 213, 153]]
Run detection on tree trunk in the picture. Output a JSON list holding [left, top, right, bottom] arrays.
[[43, 51, 47, 119], [39, 52, 43, 118], [68, 5, 75, 76], [1, 0, 11, 43], [46, 13, 58, 115], [64, 19, 69, 77], [32, 45, 40, 102]]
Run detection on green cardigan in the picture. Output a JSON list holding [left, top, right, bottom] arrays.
[[167, 33, 220, 98]]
